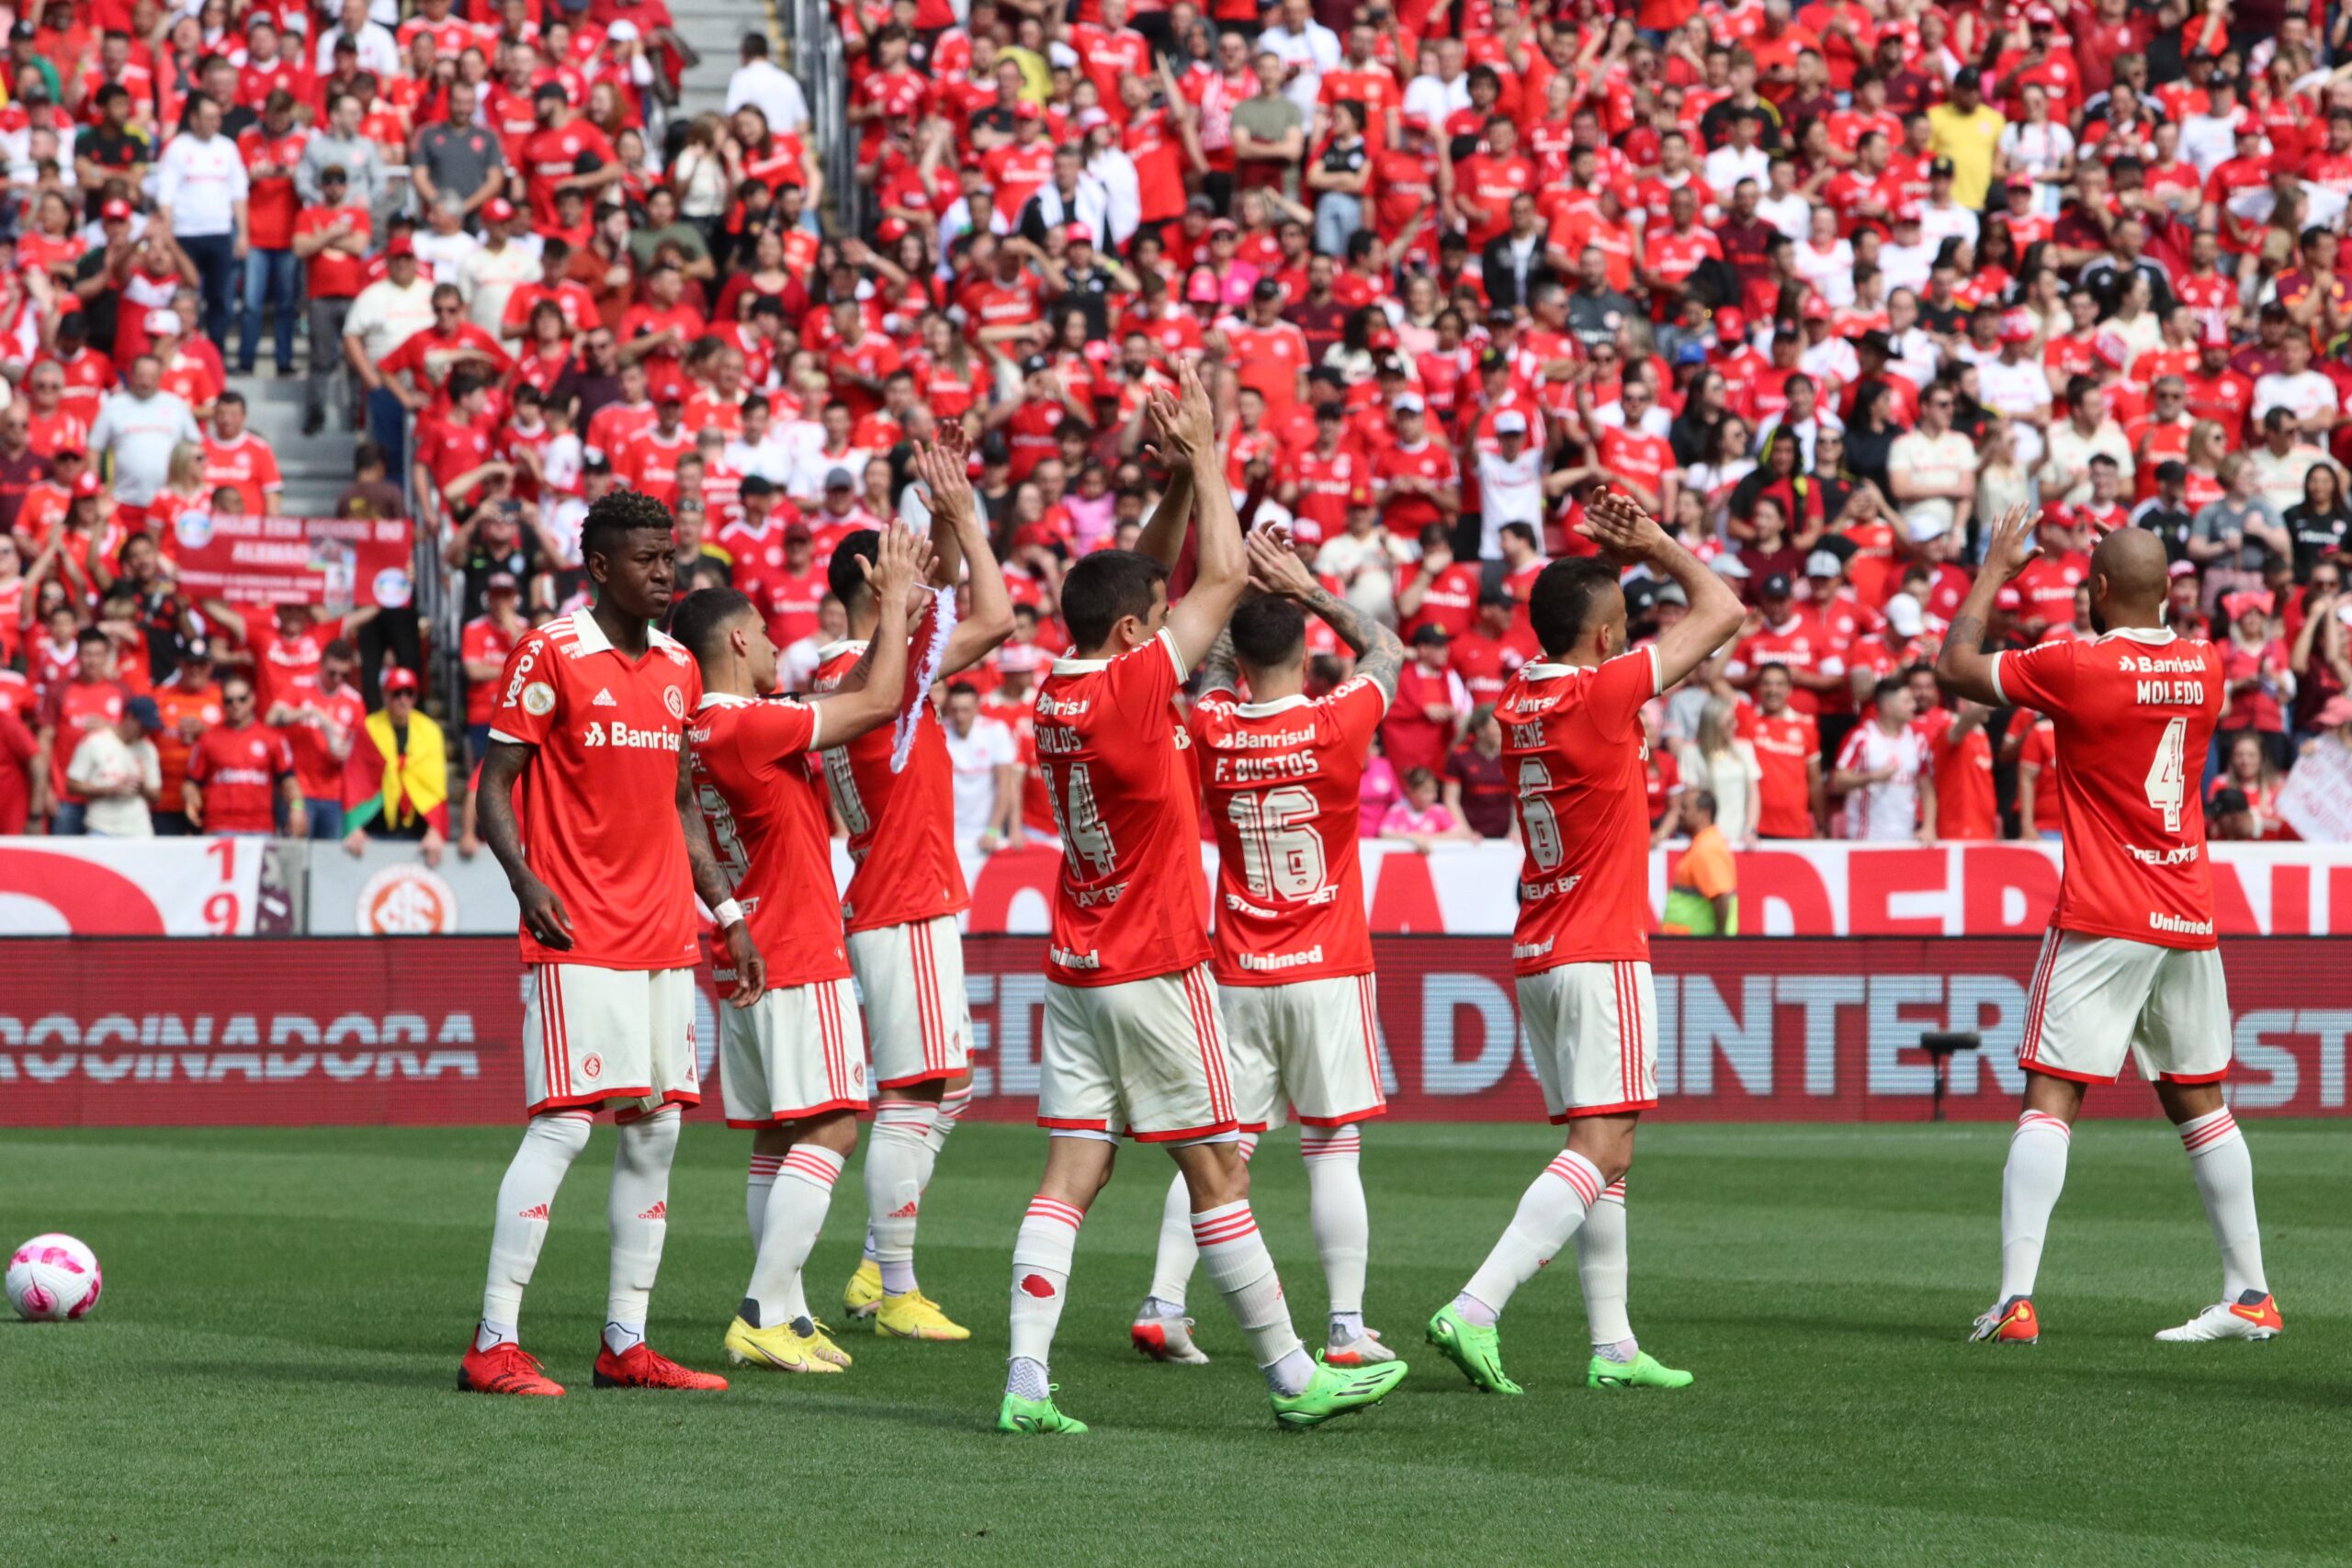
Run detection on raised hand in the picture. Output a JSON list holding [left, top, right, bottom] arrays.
[[863, 521, 933, 604], [1575, 487, 1669, 563], [915, 434, 975, 532], [1981, 502, 2041, 581], [1245, 525, 1317, 598], [1148, 355, 1216, 460]]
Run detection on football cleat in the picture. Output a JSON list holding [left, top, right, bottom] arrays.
[[1587, 1349, 1694, 1390], [998, 1387, 1089, 1435], [592, 1341, 729, 1390], [874, 1291, 970, 1341], [842, 1259, 886, 1321], [1323, 1327, 1398, 1367], [1270, 1356, 1410, 1429], [1131, 1309, 1211, 1364], [1971, 1295, 2040, 1345], [458, 1339, 565, 1396], [2155, 1291, 2284, 1342], [724, 1314, 848, 1374], [1425, 1303, 1523, 1394]]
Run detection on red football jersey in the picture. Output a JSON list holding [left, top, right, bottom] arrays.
[[1498, 649, 1660, 974], [687, 694, 848, 995], [1744, 705, 1820, 838], [487, 608, 703, 970], [1035, 629, 1213, 987], [187, 721, 292, 832], [1190, 677, 1385, 987], [808, 604, 971, 933], [1921, 706, 1997, 840], [1993, 627, 2222, 949]]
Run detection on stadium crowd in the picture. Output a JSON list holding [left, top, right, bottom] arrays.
[[6, 0, 2352, 850]]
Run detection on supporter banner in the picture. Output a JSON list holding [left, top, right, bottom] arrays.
[[0, 839, 264, 935], [2278, 737, 2352, 844], [4, 936, 2346, 1126], [164, 513, 416, 608]]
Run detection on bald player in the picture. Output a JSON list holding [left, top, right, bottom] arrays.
[[1938, 510, 2280, 1348]]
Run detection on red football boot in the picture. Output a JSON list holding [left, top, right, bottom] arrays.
[[593, 1341, 729, 1390], [459, 1339, 567, 1395]]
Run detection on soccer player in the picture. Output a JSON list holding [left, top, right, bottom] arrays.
[[1130, 525, 1406, 1370], [1000, 359, 1408, 1434], [813, 421, 1014, 1342], [461, 488, 761, 1397], [1936, 507, 2281, 1347], [673, 516, 929, 1375], [1427, 491, 1744, 1396]]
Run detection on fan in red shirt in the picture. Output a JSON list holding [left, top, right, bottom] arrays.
[[1370, 397, 1459, 545], [235, 91, 309, 376], [459, 489, 755, 1398], [184, 677, 295, 835], [200, 395, 284, 514], [1724, 576, 1846, 715], [1742, 663, 1822, 838], [1937, 505, 2279, 1349], [518, 86, 620, 228], [1919, 700, 1998, 840]]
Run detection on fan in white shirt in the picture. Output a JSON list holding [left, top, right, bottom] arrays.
[[1832, 681, 1932, 842]]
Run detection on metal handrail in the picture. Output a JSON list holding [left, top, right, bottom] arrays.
[[786, 0, 860, 238]]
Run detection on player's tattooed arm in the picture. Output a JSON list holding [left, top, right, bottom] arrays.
[[1244, 525, 1404, 704], [1936, 502, 2040, 707], [478, 739, 573, 951], [1197, 621, 1240, 696], [677, 750, 767, 1008]]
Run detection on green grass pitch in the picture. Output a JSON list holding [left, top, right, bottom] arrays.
[[3, 1121, 2346, 1565]]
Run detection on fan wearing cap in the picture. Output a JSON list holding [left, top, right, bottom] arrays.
[[1974, 309, 2056, 462], [1224, 277, 1311, 414], [615, 380, 695, 506], [517, 79, 620, 229], [2179, 318, 2255, 438], [1922, 66, 2004, 208], [1369, 392, 1460, 547], [981, 353, 1088, 486], [1724, 570, 1847, 717], [143, 309, 223, 420], [455, 195, 541, 338]]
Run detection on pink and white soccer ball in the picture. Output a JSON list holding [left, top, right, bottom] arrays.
[[6, 1234, 103, 1322]]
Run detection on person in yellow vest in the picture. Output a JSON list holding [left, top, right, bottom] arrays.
[[340, 665, 449, 864], [1662, 788, 1737, 936]]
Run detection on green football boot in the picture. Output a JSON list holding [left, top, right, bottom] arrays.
[[996, 1387, 1089, 1435], [1426, 1303, 1523, 1395], [1587, 1349, 1694, 1390], [1270, 1356, 1410, 1428]]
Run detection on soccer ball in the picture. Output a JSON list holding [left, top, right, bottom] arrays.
[[6, 1234, 103, 1322]]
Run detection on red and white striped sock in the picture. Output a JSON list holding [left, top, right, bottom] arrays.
[[2177, 1108, 2267, 1299], [479, 1110, 594, 1348], [1192, 1199, 1312, 1394], [1997, 1110, 2072, 1303], [1008, 1194, 1084, 1399], [1144, 1134, 1257, 1315], [865, 1102, 934, 1295], [744, 1144, 845, 1328], [746, 1153, 783, 1248], [1299, 1124, 1369, 1332], [1577, 1178, 1635, 1355], [1458, 1148, 1605, 1326]]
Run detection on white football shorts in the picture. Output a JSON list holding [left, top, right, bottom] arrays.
[[718, 976, 868, 1126], [1220, 973, 1387, 1133], [2018, 928, 2232, 1086], [522, 963, 698, 1122], [1040, 964, 1238, 1142], [847, 914, 970, 1090], [1517, 958, 1658, 1122]]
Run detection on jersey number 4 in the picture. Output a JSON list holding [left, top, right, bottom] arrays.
[[1051, 763, 1117, 878], [2144, 715, 2188, 835], [1227, 784, 1328, 900]]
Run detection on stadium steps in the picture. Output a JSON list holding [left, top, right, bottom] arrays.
[[223, 367, 354, 519], [667, 0, 780, 116]]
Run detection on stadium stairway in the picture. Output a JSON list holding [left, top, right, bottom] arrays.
[[669, 0, 772, 113], [226, 367, 356, 520]]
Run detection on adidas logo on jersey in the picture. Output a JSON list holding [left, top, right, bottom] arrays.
[[593, 688, 617, 707], [582, 721, 681, 750]]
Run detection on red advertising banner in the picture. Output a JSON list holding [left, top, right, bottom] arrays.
[[164, 512, 416, 608], [4, 937, 2346, 1127]]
